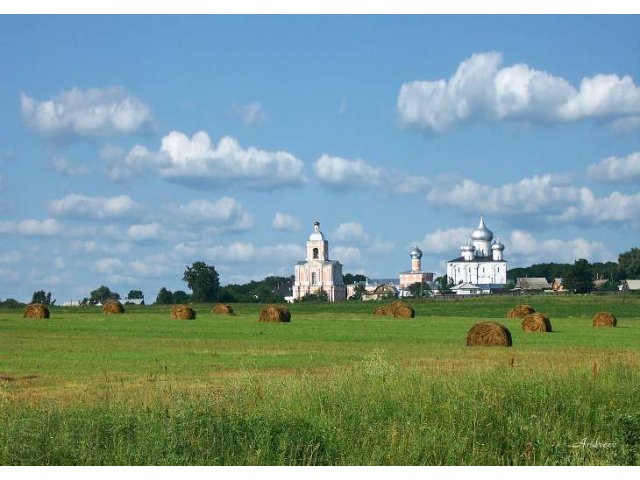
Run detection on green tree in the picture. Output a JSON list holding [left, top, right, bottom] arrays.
[[172, 290, 190, 304], [89, 286, 120, 304], [408, 281, 432, 298], [435, 275, 453, 293], [182, 261, 220, 303], [155, 287, 174, 304], [299, 288, 329, 302], [31, 290, 54, 305], [127, 290, 144, 300], [349, 284, 367, 300], [564, 259, 593, 294], [343, 273, 367, 284], [619, 247, 640, 279]]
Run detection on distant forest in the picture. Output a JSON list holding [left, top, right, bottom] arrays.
[[507, 247, 639, 288]]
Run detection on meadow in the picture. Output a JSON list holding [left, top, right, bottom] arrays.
[[0, 295, 638, 465]]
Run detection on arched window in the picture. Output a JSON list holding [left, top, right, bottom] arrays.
[[313, 248, 319, 259], [311, 272, 317, 285]]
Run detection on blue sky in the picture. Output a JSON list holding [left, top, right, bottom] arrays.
[[0, 15, 639, 302]]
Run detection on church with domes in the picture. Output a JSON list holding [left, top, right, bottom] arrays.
[[292, 221, 347, 302], [446, 216, 507, 289]]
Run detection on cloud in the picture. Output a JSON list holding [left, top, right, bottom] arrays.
[[20, 86, 152, 140], [425, 173, 640, 227], [418, 227, 473, 254], [550, 190, 640, 225], [93, 257, 124, 274], [232, 101, 267, 126], [389, 175, 431, 195], [171, 240, 305, 267], [112, 131, 305, 189], [128, 260, 171, 277], [314, 154, 381, 189], [0, 218, 61, 236], [48, 194, 142, 220], [333, 222, 369, 242], [509, 230, 613, 265], [332, 246, 362, 265], [426, 174, 580, 216], [174, 197, 253, 231], [0, 251, 23, 264], [398, 51, 640, 132], [51, 156, 90, 177], [127, 223, 163, 242], [70, 240, 131, 255], [272, 212, 302, 231], [587, 151, 640, 183]]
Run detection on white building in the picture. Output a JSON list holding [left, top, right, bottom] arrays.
[[446, 216, 507, 290], [292, 222, 347, 302]]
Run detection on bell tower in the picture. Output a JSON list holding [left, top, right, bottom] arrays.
[[306, 221, 328, 261]]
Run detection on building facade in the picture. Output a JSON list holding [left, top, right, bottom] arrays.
[[399, 246, 434, 289], [292, 222, 346, 302], [446, 216, 507, 288]]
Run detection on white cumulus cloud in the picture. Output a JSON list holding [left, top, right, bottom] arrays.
[[127, 223, 162, 241], [418, 227, 473, 254], [398, 51, 640, 132], [48, 194, 142, 220], [272, 212, 302, 231], [333, 222, 369, 242], [21, 86, 152, 139], [314, 154, 381, 189], [232, 101, 268, 126], [112, 131, 305, 189], [0, 218, 61, 236], [174, 197, 253, 231], [509, 230, 613, 265], [587, 152, 640, 183], [93, 257, 124, 274], [51, 156, 90, 177]]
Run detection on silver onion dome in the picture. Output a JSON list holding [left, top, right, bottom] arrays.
[[308, 221, 325, 241], [470, 215, 494, 242], [410, 246, 423, 259]]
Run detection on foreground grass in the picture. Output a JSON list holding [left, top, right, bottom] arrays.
[[0, 295, 638, 465]]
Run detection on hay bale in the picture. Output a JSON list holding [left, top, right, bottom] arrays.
[[259, 305, 291, 323], [171, 304, 196, 320], [374, 306, 390, 316], [212, 304, 234, 315], [507, 304, 535, 319], [593, 312, 617, 327], [388, 301, 415, 318], [103, 300, 125, 314], [466, 322, 512, 347], [23, 303, 50, 319], [522, 312, 552, 332]]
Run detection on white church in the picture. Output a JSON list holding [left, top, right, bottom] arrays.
[[446, 216, 507, 293], [292, 222, 347, 302]]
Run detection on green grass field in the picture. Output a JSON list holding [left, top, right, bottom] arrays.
[[0, 295, 639, 465]]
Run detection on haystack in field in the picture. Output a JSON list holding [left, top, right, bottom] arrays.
[[23, 303, 49, 319], [522, 312, 552, 332], [103, 300, 125, 314], [466, 322, 512, 347], [259, 305, 290, 323], [373, 301, 415, 318], [212, 304, 234, 315], [171, 304, 196, 320], [593, 312, 617, 327], [507, 304, 535, 319], [388, 301, 415, 318], [374, 305, 390, 316]]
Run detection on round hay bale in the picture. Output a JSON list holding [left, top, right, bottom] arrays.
[[522, 312, 552, 332], [388, 301, 415, 318], [593, 312, 617, 327], [171, 304, 196, 320], [466, 322, 512, 347], [259, 304, 291, 323], [103, 300, 125, 315], [23, 303, 50, 319], [374, 306, 390, 316], [212, 304, 234, 315], [507, 304, 535, 319]]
